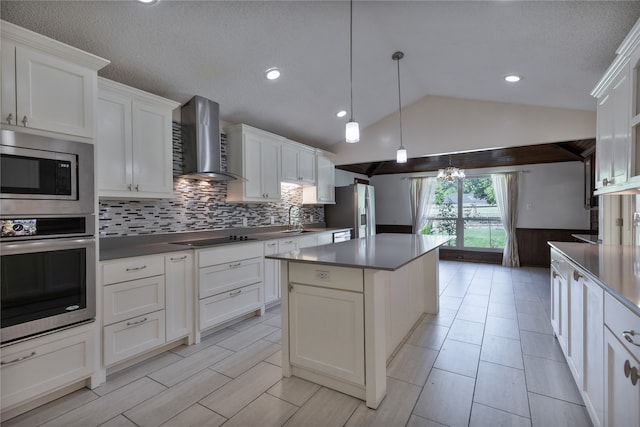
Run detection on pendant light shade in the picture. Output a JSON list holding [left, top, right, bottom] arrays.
[[345, 0, 359, 143], [346, 120, 360, 143], [393, 51, 407, 163]]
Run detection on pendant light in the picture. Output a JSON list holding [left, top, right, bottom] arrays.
[[437, 154, 466, 182], [345, 0, 359, 143], [393, 51, 407, 163]]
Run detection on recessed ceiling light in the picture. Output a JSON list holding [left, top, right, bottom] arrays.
[[336, 110, 347, 118], [505, 75, 521, 83], [138, 0, 159, 4], [265, 68, 281, 80]]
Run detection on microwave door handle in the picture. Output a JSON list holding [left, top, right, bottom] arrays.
[[0, 237, 95, 255]]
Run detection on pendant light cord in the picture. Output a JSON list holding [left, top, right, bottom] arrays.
[[394, 52, 404, 150], [349, 0, 354, 122]]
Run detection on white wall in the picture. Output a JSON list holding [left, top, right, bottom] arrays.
[[370, 161, 590, 230], [333, 95, 595, 165]]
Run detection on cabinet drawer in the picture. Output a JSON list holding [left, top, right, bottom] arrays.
[[289, 263, 363, 293], [103, 275, 166, 325], [550, 249, 569, 280], [198, 242, 263, 268], [605, 293, 640, 361], [102, 255, 164, 284], [1, 326, 95, 410], [103, 310, 165, 366], [199, 256, 262, 299], [199, 283, 263, 331]]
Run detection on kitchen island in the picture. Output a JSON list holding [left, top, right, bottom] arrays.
[[266, 233, 451, 409]]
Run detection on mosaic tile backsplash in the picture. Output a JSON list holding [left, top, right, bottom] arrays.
[[98, 123, 324, 237]]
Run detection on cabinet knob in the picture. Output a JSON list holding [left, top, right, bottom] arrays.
[[624, 360, 639, 386], [552, 271, 558, 279], [6, 113, 13, 124], [128, 184, 133, 191], [21, 115, 28, 126], [135, 184, 139, 191], [572, 270, 583, 281]]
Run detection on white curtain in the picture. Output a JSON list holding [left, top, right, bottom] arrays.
[[491, 172, 520, 267], [409, 177, 437, 234]]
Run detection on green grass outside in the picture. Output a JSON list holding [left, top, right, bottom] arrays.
[[422, 226, 506, 249]]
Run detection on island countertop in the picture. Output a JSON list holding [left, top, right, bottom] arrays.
[[548, 241, 640, 316], [266, 233, 452, 271]]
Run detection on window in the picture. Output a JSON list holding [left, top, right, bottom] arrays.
[[420, 177, 505, 250]]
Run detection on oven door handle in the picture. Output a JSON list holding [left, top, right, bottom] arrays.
[[0, 237, 95, 255]]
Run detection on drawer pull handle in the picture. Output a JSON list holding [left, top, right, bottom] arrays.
[[229, 262, 241, 268], [572, 270, 583, 281], [229, 289, 242, 297], [267, 243, 276, 247], [126, 265, 147, 272], [623, 330, 640, 347], [624, 360, 639, 386], [1, 351, 36, 365], [127, 317, 148, 326], [171, 255, 188, 261]]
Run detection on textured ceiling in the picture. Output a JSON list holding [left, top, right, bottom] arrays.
[[2, 1, 639, 149]]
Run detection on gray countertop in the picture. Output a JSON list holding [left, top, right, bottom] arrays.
[[266, 234, 453, 271], [571, 234, 600, 244], [548, 241, 640, 316], [99, 226, 349, 261]]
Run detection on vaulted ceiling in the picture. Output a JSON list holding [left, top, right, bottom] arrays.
[[1, 1, 639, 150]]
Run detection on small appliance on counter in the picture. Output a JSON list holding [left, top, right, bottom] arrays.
[[324, 183, 376, 239]]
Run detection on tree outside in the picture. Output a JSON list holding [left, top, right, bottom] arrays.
[[420, 177, 505, 249]]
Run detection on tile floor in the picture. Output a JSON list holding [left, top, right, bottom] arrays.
[[2, 261, 593, 427]]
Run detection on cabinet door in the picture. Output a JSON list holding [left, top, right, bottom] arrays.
[[298, 148, 316, 184], [610, 68, 631, 186], [261, 138, 281, 200], [281, 143, 300, 183], [243, 132, 264, 199], [132, 100, 174, 196], [289, 283, 365, 386], [604, 328, 640, 427], [97, 90, 133, 193], [550, 268, 562, 339], [1, 41, 17, 126], [103, 310, 165, 366], [596, 92, 614, 189], [15, 45, 95, 138], [316, 155, 335, 203], [165, 252, 194, 342], [582, 277, 604, 427], [568, 269, 584, 387], [264, 241, 280, 304]]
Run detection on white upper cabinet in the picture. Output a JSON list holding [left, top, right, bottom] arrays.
[[592, 17, 640, 194], [1, 20, 109, 139], [281, 141, 316, 185], [302, 150, 336, 204], [97, 78, 179, 199], [226, 124, 282, 202]]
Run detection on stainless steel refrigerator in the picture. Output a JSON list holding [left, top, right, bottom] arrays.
[[325, 184, 376, 239]]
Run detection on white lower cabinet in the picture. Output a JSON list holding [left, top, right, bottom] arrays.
[[0, 324, 95, 411], [581, 274, 604, 426], [264, 241, 280, 305], [196, 243, 264, 337], [101, 252, 192, 367], [604, 293, 640, 427], [103, 310, 165, 367], [165, 252, 194, 342], [289, 283, 365, 386]]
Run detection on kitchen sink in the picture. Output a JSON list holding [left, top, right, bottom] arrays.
[[280, 229, 310, 234]]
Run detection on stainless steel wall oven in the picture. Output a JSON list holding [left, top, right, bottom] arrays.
[[1, 130, 96, 344]]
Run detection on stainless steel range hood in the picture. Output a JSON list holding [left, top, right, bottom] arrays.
[[180, 96, 241, 181]]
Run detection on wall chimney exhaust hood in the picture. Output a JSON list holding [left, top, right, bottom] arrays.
[[180, 96, 242, 181]]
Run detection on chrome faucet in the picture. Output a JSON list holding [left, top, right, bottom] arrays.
[[288, 205, 302, 231]]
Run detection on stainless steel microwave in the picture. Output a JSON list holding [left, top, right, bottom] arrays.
[[0, 130, 94, 216]]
